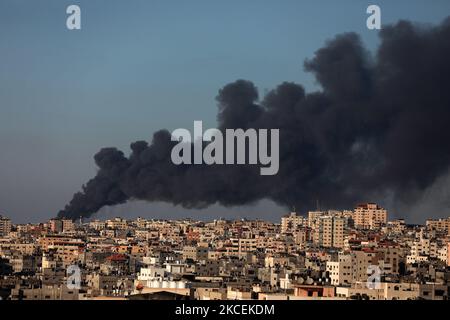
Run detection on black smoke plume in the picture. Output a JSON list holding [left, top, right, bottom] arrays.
[[58, 18, 450, 220]]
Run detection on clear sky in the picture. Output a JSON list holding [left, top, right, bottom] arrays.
[[1, 0, 450, 223]]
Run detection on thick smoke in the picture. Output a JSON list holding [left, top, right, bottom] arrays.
[[59, 18, 450, 220]]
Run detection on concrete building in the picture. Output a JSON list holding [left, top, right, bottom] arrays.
[[308, 211, 326, 228], [409, 235, 438, 260], [49, 219, 63, 233], [281, 212, 306, 233], [227, 238, 258, 256], [195, 287, 227, 300], [9, 255, 37, 273], [0, 215, 12, 237], [336, 282, 421, 300], [448, 242, 450, 267], [351, 250, 377, 282], [49, 219, 75, 233], [326, 253, 353, 286], [386, 219, 406, 234], [375, 242, 403, 274], [352, 203, 387, 229], [293, 285, 335, 298], [106, 218, 128, 230], [426, 218, 450, 235], [62, 219, 75, 232], [138, 266, 167, 281], [437, 245, 448, 264], [10, 285, 79, 300], [226, 287, 252, 300], [2, 211, 450, 301], [182, 246, 209, 262], [312, 216, 345, 249]]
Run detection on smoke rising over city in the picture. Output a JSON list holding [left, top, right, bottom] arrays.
[[58, 18, 450, 221]]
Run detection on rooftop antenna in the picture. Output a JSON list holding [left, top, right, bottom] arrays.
[[316, 199, 320, 211]]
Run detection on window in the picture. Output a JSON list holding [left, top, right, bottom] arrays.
[[435, 290, 445, 296]]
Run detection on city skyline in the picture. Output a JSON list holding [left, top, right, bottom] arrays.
[[1, 204, 449, 301], [0, 200, 441, 228]]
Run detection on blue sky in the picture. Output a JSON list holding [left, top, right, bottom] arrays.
[[1, 0, 450, 223]]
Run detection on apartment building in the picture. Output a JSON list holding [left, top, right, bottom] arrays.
[[89, 220, 107, 230], [351, 250, 377, 282], [9, 255, 38, 273], [312, 216, 345, 249], [2, 211, 450, 301], [0, 215, 12, 237], [226, 238, 258, 256], [376, 244, 402, 274], [182, 246, 209, 262], [10, 285, 79, 300], [308, 211, 325, 228], [352, 203, 387, 229], [49, 219, 63, 233], [39, 235, 84, 250], [49, 219, 75, 233], [281, 212, 306, 233], [326, 253, 353, 286], [62, 219, 75, 232], [386, 219, 406, 234], [447, 242, 450, 267], [336, 282, 419, 300], [106, 218, 128, 230], [426, 218, 450, 234], [438, 245, 448, 264], [407, 235, 439, 263]]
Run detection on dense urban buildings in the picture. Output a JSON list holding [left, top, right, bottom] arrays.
[[0, 204, 449, 300]]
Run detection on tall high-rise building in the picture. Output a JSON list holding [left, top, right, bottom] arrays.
[[49, 219, 63, 233], [49, 218, 75, 233], [281, 212, 306, 233], [308, 211, 326, 228], [351, 250, 377, 282], [426, 218, 450, 235], [312, 215, 345, 249], [62, 219, 75, 232], [352, 203, 387, 229], [0, 215, 12, 237]]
